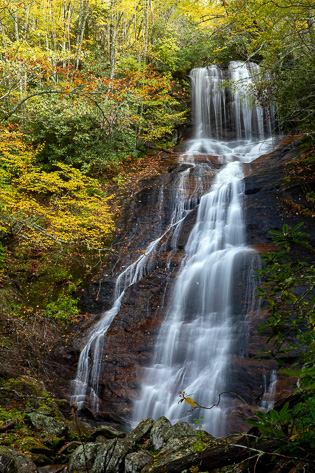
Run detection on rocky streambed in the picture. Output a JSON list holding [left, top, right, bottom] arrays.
[[0, 375, 303, 473]]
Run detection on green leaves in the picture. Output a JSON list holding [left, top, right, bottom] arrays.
[[256, 223, 315, 364], [248, 396, 315, 459], [269, 223, 311, 251], [249, 223, 315, 464], [248, 402, 295, 439]]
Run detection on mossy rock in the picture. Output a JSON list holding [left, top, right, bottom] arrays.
[[30, 453, 54, 467], [88, 425, 126, 441], [68, 441, 112, 473], [150, 416, 172, 450], [0, 446, 38, 473], [125, 450, 154, 473], [4, 376, 46, 397], [0, 376, 63, 419], [143, 436, 212, 473], [25, 411, 67, 437], [42, 436, 66, 452], [20, 436, 53, 455], [125, 418, 154, 448], [166, 421, 209, 439], [67, 419, 93, 441]]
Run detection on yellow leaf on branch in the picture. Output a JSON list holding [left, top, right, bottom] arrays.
[[185, 397, 197, 408]]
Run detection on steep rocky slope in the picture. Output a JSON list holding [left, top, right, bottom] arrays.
[[62, 134, 314, 431]]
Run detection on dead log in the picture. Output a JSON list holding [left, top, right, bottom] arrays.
[[148, 437, 281, 473], [0, 418, 17, 433]]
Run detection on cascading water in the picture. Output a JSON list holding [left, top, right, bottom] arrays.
[[70, 160, 206, 411], [260, 369, 278, 412], [71, 61, 277, 434], [131, 62, 277, 436]]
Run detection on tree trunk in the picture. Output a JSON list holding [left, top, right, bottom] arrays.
[[76, 0, 90, 69]]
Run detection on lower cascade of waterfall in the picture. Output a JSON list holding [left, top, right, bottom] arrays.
[[71, 61, 278, 436], [260, 369, 278, 412]]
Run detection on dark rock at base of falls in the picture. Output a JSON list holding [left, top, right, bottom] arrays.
[[0, 447, 39, 473], [61, 134, 314, 435], [67, 417, 214, 473], [1, 405, 310, 473]]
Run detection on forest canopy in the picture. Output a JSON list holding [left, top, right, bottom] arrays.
[[1, 0, 314, 138]]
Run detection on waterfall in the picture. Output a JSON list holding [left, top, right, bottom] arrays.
[[132, 62, 277, 436], [260, 369, 278, 412], [71, 61, 277, 433], [70, 164, 204, 410], [70, 218, 192, 411]]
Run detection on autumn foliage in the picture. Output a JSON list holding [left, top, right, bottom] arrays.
[[0, 128, 114, 250]]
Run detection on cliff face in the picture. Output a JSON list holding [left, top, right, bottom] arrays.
[[60, 134, 314, 432]]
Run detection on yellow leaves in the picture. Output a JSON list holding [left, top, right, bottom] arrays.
[[178, 0, 226, 29], [0, 128, 114, 250], [213, 47, 227, 53], [288, 423, 297, 440], [185, 397, 197, 408]]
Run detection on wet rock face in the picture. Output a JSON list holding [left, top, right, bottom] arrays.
[[244, 140, 314, 248], [72, 156, 213, 418], [69, 137, 314, 433]]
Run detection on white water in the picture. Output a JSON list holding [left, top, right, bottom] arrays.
[[70, 161, 204, 411], [261, 369, 278, 412], [71, 62, 277, 432], [132, 62, 277, 436], [70, 214, 195, 410]]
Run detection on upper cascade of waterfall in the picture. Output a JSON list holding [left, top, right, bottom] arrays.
[[190, 61, 276, 142]]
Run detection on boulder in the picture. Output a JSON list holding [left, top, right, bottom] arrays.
[[37, 467, 67, 473], [68, 441, 113, 473], [150, 416, 172, 450], [124, 417, 154, 448], [166, 421, 208, 439], [103, 418, 155, 473], [88, 425, 126, 441], [30, 454, 54, 467], [142, 435, 208, 473], [67, 419, 92, 441], [0, 446, 38, 473], [125, 450, 154, 473], [26, 411, 67, 437]]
